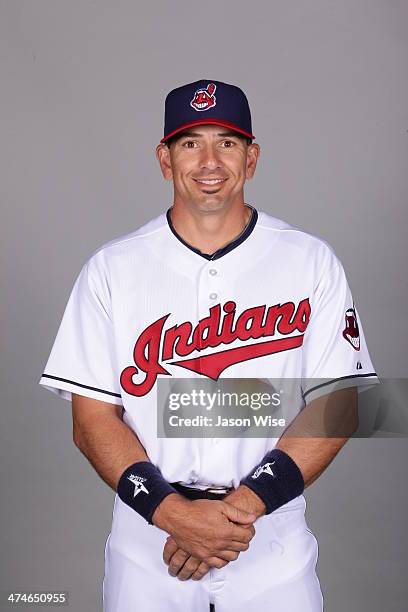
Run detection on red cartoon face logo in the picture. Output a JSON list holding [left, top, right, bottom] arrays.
[[342, 308, 360, 351], [190, 83, 217, 111]]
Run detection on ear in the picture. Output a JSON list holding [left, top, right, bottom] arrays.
[[156, 143, 173, 180], [245, 143, 260, 180]]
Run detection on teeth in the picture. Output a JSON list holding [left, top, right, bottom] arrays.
[[347, 335, 360, 349], [196, 179, 225, 185]]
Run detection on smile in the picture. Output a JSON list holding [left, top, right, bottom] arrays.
[[194, 179, 227, 185]]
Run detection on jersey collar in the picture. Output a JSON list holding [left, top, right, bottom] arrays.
[[166, 204, 258, 261]]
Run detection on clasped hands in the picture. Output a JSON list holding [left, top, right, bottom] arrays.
[[152, 485, 266, 582]]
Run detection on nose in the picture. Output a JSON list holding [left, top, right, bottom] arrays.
[[199, 142, 222, 171]]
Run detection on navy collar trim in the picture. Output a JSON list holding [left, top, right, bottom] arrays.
[[166, 205, 258, 261]]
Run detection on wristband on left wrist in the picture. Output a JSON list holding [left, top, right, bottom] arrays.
[[240, 448, 304, 515]]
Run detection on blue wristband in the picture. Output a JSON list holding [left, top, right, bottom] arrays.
[[240, 448, 305, 514], [117, 461, 177, 524]]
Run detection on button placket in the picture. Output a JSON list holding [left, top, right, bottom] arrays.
[[198, 261, 221, 460], [207, 264, 220, 302]]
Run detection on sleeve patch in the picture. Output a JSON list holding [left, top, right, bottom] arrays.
[[342, 307, 360, 351]]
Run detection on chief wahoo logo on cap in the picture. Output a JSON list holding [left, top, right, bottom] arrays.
[[190, 83, 217, 112]]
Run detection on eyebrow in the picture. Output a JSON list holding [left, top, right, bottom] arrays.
[[179, 130, 241, 138], [216, 131, 241, 138]]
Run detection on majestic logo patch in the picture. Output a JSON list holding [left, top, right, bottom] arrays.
[[190, 83, 217, 111], [252, 461, 276, 479], [120, 298, 311, 397], [342, 307, 360, 351], [127, 474, 149, 497]]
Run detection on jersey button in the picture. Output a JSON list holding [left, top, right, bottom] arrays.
[[209, 292, 218, 300], [209, 268, 218, 276]]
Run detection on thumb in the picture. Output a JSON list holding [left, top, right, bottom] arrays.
[[221, 501, 256, 524]]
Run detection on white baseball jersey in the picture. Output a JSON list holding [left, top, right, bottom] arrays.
[[39, 204, 377, 489]]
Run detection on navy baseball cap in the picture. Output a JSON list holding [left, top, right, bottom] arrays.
[[160, 79, 255, 143]]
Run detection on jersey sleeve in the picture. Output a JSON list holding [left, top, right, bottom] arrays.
[[38, 253, 123, 405], [301, 247, 379, 404]]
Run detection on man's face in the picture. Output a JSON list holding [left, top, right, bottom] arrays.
[[156, 125, 260, 213]]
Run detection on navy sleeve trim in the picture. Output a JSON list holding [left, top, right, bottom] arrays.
[[303, 372, 378, 400], [41, 374, 122, 398]]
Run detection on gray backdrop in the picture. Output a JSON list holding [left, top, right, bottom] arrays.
[[1, 1, 407, 610]]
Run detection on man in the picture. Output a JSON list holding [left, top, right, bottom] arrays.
[[39, 79, 378, 611]]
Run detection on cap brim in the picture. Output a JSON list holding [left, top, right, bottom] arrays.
[[160, 119, 255, 143]]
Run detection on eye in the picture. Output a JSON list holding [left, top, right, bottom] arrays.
[[221, 139, 235, 148], [182, 140, 198, 148]]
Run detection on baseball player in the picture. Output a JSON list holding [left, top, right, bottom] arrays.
[[39, 79, 378, 611]]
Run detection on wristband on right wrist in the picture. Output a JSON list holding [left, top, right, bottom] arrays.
[[117, 461, 177, 525]]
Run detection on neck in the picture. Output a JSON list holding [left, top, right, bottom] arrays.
[[170, 202, 252, 255]]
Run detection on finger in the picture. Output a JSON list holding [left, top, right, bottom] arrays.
[[243, 524, 256, 539], [242, 522, 256, 534], [191, 561, 211, 581], [208, 549, 239, 562], [232, 522, 255, 539], [220, 540, 250, 552], [176, 556, 201, 581], [163, 537, 179, 565], [227, 524, 256, 544], [168, 549, 189, 577], [221, 501, 256, 524], [205, 556, 231, 569]]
